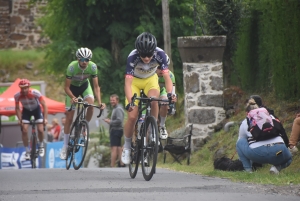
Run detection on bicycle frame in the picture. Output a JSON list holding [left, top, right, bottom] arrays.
[[129, 90, 172, 181], [66, 97, 103, 170], [23, 120, 43, 169]]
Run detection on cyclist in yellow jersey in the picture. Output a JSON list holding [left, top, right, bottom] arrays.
[[60, 47, 106, 160], [121, 32, 176, 164]]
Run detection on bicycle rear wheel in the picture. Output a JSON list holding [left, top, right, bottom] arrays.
[[129, 137, 140, 179], [73, 120, 89, 170], [141, 116, 158, 181], [30, 134, 37, 169]]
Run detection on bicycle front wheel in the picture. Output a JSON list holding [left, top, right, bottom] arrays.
[[129, 137, 140, 179], [73, 120, 89, 170], [66, 132, 74, 170], [141, 116, 159, 181], [30, 134, 37, 169]]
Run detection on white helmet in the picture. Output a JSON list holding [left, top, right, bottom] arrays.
[[76, 47, 92, 59]]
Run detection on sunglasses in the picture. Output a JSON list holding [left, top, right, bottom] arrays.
[[79, 58, 90, 62], [19, 85, 29, 88], [139, 52, 154, 58]]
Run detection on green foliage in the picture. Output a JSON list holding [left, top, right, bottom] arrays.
[[29, 0, 199, 99], [231, 0, 300, 100], [199, 0, 243, 88]]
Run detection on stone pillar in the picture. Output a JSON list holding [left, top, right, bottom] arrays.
[[177, 36, 226, 151]]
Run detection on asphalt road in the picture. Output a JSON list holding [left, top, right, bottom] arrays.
[[0, 168, 299, 201]]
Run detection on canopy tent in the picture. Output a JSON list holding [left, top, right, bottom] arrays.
[[0, 78, 66, 116]]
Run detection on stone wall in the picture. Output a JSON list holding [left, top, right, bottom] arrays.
[[0, 0, 49, 49], [183, 62, 226, 150], [178, 36, 227, 151]]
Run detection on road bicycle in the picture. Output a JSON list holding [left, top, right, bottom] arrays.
[[66, 98, 103, 170], [129, 91, 172, 181], [23, 120, 44, 169]]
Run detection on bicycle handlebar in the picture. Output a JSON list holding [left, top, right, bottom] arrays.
[[130, 93, 173, 106], [68, 98, 103, 118]]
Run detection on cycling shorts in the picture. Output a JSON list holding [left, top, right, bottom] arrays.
[[22, 107, 44, 123], [65, 80, 94, 110], [125, 74, 159, 106]]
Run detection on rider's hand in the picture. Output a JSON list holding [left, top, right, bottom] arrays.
[[167, 93, 177, 103], [126, 103, 135, 112], [100, 103, 106, 109], [71, 97, 78, 104]]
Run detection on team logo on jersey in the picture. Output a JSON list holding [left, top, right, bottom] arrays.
[[69, 66, 74, 73], [91, 64, 97, 72]]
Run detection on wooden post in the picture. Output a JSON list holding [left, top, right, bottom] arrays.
[[162, 0, 173, 72]]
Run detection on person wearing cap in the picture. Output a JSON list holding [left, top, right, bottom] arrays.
[[236, 96, 291, 174]]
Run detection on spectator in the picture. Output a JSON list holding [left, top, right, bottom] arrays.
[[47, 124, 53, 142], [288, 109, 300, 154], [58, 117, 66, 141], [51, 118, 61, 142], [236, 98, 292, 174], [103, 94, 125, 167]]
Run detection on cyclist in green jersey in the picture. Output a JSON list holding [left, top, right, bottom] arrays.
[[60, 47, 106, 160], [156, 69, 176, 139]]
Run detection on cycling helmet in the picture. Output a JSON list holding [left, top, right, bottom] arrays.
[[76, 47, 92, 59], [19, 79, 30, 88], [135, 32, 157, 56]]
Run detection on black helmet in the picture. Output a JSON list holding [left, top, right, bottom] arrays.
[[135, 32, 157, 57]]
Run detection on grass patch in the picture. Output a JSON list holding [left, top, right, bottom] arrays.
[[158, 92, 300, 186], [0, 49, 45, 74]]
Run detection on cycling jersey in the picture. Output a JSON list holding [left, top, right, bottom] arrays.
[[66, 61, 98, 87], [125, 47, 169, 79], [158, 70, 176, 88], [14, 89, 44, 111]]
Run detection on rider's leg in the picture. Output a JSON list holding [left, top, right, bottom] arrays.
[[123, 107, 138, 149], [147, 89, 160, 120], [37, 123, 44, 143], [21, 123, 30, 151], [63, 110, 75, 147], [84, 96, 94, 122]]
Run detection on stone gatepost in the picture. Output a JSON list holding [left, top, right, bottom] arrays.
[[177, 36, 227, 151]]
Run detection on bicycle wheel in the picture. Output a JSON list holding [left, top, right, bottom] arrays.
[[66, 134, 75, 170], [129, 137, 140, 179], [73, 120, 89, 170], [141, 116, 158, 181], [30, 134, 37, 169]]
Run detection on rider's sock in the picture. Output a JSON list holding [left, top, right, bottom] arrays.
[[160, 116, 166, 127], [64, 134, 70, 148], [25, 147, 30, 152], [124, 136, 132, 150]]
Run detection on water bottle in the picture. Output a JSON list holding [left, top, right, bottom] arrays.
[[137, 114, 145, 139]]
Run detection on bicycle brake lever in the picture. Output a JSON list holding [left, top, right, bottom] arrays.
[[97, 109, 103, 118]]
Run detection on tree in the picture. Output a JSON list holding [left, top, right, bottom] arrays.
[[30, 0, 199, 100]]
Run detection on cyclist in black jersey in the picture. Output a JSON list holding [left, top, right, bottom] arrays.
[[60, 47, 106, 160]]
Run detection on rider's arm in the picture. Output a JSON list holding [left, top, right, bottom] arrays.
[[162, 70, 173, 94], [64, 78, 76, 100], [92, 76, 102, 105], [15, 101, 22, 123], [40, 98, 48, 123], [124, 75, 133, 104]]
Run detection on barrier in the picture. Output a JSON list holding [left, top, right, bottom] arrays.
[[0, 146, 40, 169]]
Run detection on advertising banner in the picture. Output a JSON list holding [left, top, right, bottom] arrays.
[[0, 147, 39, 169], [45, 141, 83, 169]]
